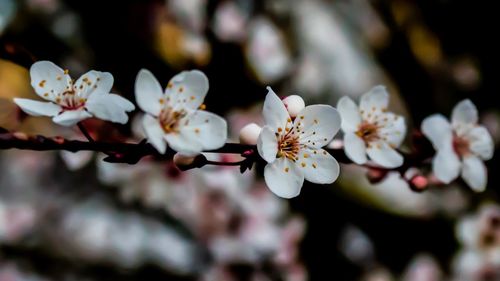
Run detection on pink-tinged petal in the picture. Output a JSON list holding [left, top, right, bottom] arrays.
[[432, 146, 461, 184], [86, 93, 135, 124], [452, 99, 478, 127], [366, 141, 403, 168], [135, 69, 163, 116], [257, 126, 278, 163], [262, 87, 289, 131], [74, 70, 114, 99], [166, 70, 209, 111], [142, 114, 167, 153], [13, 98, 61, 117], [343, 132, 367, 165], [264, 158, 304, 198], [297, 105, 341, 148], [296, 148, 339, 184], [52, 110, 92, 126], [421, 114, 453, 150], [30, 61, 71, 101], [359, 85, 389, 113], [177, 110, 228, 151], [467, 126, 494, 160], [461, 155, 487, 192], [378, 113, 406, 148], [337, 96, 361, 133]]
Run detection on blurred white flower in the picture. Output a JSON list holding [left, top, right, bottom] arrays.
[[135, 69, 227, 154], [337, 86, 406, 168], [14, 61, 135, 126], [422, 100, 494, 191], [402, 254, 442, 281], [257, 87, 341, 198], [212, 1, 248, 42], [246, 17, 292, 83]]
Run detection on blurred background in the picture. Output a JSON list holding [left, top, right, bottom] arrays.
[[1, 0, 500, 280]]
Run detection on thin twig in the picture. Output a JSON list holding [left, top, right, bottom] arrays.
[[77, 122, 95, 142]]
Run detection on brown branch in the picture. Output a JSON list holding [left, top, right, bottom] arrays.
[[0, 128, 434, 191]]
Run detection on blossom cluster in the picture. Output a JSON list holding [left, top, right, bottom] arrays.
[[11, 61, 495, 198]]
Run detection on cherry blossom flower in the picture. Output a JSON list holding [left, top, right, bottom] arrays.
[[13, 61, 135, 126], [422, 100, 494, 191], [257, 87, 341, 198], [337, 86, 406, 168], [135, 69, 227, 154]]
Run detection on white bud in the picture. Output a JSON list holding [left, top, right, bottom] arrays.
[[282, 95, 305, 117], [239, 123, 262, 145]]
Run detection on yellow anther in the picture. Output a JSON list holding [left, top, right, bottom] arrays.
[[301, 162, 306, 167], [284, 167, 289, 173], [312, 163, 317, 169], [199, 104, 206, 110], [39, 80, 46, 87]]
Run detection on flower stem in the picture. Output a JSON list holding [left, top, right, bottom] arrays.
[[77, 122, 95, 142]]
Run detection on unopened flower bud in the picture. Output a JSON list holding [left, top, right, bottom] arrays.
[[173, 153, 207, 171], [282, 95, 305, 117], [239, 123, 262, 145]]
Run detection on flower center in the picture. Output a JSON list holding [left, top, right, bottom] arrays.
[[453, 135, 471, 157], [56, 90, 86, 111], [159, 107, 187, 133], [356, 122, 380, 143], [276, 122, 301, 161]]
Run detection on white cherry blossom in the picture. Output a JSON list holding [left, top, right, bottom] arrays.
[[257, 87, 341, 198], [422, 100, 494, 192], [135, 69, 227, 154], [13, 61, 135, 126], [337, 86, 406, 168]]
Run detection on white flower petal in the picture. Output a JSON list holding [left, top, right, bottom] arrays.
[[452, 99, 478, 127], [297, 148, 340, 184], [461, 155, 487, 192], [297, 105, 341, 148], [177, 110, 228, 151], [164, 133, 203, 155], [366, 141, 403, 168], [13, 98, 61, 117], [30, 61, 71, 101], [142, 114, 167, 154], [337, 96, 362, 133], [378, 113, 406, 148], [86, 93, 135, 124], [421, 114, 453, 150], [257, 126, 278, 163], [262, 86, 289, 130], [135, 69, 163, 116], [74, 70, 114, 98], [264, 158, 304, 198], [166, 70, 209, 111], [359, 85, 389, 113], [343, 132, 367, 164], [52, 110, 92, 126], [432, 146, 461, 184], [467, 126, 494, 160]]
